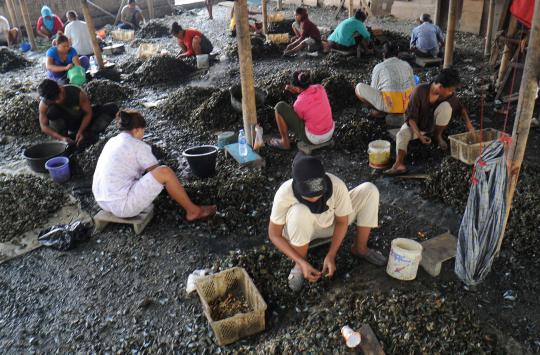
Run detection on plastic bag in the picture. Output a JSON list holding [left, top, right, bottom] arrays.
[[38, 220, 92, 251], [186, 269, 211, 294], [455, 141, 508, 286], [254, 124, 264, 150]]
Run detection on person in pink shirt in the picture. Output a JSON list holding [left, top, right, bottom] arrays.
[[269, 71, 335, 150]]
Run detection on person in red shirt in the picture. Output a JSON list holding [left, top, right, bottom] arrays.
[[283, 8, 321, 56], [170, 22, 213, 57], [36, 6, 64, 40]]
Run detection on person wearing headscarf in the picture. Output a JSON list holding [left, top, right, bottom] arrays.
[[269, 70, 334, 150], [36, 6, 64, 40], [268, 153, 386, 292]]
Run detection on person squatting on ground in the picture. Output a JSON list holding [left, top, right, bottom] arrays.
[[323, 10, 371, 55], [119, 0, 145, 30], [269, 71, 334, 150], [355, 41, 415, 118], [0, 15, 18, 47], [384, 68, 475, 175], [36, 6, 64, 40], [38, 79, 118, 147], [64, 10, 94, 57], [283, 8, 322, 56], [46, 34, 90, 83], [268, 153, 387, 292], [171, 22, 213, 57], [410, 13, 445, 58], [92, 110, 217, 220]]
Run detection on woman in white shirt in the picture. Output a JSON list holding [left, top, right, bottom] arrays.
[[92, 110, 216, 221]]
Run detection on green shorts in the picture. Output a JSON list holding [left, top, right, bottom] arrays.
[[275, 101, 309, 143]]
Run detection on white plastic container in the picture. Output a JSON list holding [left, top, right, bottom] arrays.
[[341, 325, 361, 348], [368, 140, 391, 169], [386, 238, 423, 280], [196, 54, 209, 69]]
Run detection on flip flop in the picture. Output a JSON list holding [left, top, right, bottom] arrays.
[[267, 137, 290, 151], [383, 167, 408, 176], [352, 248, 387, 267], [186, 205, 217, 222]]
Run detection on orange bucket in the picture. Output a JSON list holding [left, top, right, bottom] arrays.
[[96, 29, 106, 39]]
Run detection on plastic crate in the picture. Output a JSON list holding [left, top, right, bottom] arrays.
[[195, 267, 267, 346], [136, 43, 160, 60], [111, 29, 134, 42], [266, 33, 289, 44], [449, 128, 506, 165]]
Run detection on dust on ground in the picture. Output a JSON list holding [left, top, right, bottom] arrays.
[[0, 3, 539, 354]]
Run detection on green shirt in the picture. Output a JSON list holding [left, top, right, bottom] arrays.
[[328, 17, 370, 47]]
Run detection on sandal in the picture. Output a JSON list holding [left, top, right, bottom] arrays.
[[352, 248, 387, 267], [268, 137, 290, 151]]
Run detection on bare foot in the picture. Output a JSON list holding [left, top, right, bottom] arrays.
[[186, 205, 217, 222], [436, 137, 448, 151]]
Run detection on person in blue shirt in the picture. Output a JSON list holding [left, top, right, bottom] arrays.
[[323, 10, 371, 53], [46, 34, 89, 84], [410, 13, 445, 58]]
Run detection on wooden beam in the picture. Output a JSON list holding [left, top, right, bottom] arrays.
[[262, 0, 268, 35], [348, 0, 354, 17], [87, 0, 117, 20], [443, 0, 457, 68], [497, 0, 540, 254], [115, 0, 128, 26], [147, 0, 155, 19], [496, 15, 518, 88], [234, 0, 258, 146], [81, 0, 105, 69], [484, 0, 495, 56], [5, 0, 17, 29], [18, 0, 36, 51], [434, 0, 441, 26], [277, 0, 282, 11]]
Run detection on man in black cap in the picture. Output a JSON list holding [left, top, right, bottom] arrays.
[[268, 153, 386, 291]]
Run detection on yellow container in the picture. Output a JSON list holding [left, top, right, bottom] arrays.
[[368, 140, 391, 169], [266, 33, 289, 44], [111, 29, 134, 41], [136, 43, 160, 60], [268, 12, 285, 23]]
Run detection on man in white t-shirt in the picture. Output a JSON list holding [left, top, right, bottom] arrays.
[[268, 154, 387, 291], [64, 11, 94, 56], [0, 15, 18, 47]]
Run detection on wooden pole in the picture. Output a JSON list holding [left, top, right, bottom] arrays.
[[484, 0, 495, 56], [5, 0, 17, 29], [234, 0, 257, 146], [81, 0, 105, 69], [146, 0, 155, 19], [277, 0, 282, 11], [348, 0, 354, 17], [262, 0, 268, 35], [496, 16, 519, 88], [115, 0, 127, 26], [497, 0, 540, 253], [18, 0, 36, 51], [443, 0, 457, 68], [434, 0, 441, 26]]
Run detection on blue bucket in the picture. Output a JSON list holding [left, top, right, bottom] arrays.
[[45, 156, 70, 183]]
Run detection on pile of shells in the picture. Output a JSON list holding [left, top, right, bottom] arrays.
[[84, 79, 132, 105], [259, 69, 295, 106], [136, 19, 170, 38], [321, 52, 363, 69], [333, 108, 388, 151], [0, 174, 66, 242], [128, 55, 196, 85], [0, 47, 29, 73], [224, 37, 283, 60], [267, 19, 295, 35], [190, 89, 241, 132], [118, 58, 144, 75], [321, 74, 358, 112], [72, 137, 109, 177], [160, 86, 220, 122], [0, 94, 40, 136]]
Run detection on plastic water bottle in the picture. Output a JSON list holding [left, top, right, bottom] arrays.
[[238, 129, 248, 157], [90, 57, 97, 71]]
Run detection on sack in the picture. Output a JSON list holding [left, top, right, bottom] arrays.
[[455, 141, 508, 286], [38, 220, 92, 251], [254, 124, 264, 150]]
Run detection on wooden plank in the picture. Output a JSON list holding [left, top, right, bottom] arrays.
[[414, 56, 442, 67], [420, 232, 457, 277], [359, 324, 385, 355], [224, 143, 265, 168], [459, 0, 484, 34]]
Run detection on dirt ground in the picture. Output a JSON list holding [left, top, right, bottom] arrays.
[[0, 3, 539, 354]]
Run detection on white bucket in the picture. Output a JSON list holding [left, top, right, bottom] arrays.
[[196, 54, 209, 69], [386, 238, 423, 280]]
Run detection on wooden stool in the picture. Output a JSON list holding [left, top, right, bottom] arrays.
[[297, 139, 335, 155], [414, 56, 443, 67], [420, 232, 457, 277], [94, 204, 154, 235]]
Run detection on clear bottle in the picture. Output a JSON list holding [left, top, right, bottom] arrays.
[[238, 129, 248, 157], [90, 56, 97, 71]]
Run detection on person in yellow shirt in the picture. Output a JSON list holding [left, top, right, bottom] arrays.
[[229, 3, 261, 37], [355, 42, 415, 118]]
